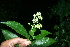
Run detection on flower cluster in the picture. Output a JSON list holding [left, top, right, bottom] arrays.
[[28, 12, 43, 29]]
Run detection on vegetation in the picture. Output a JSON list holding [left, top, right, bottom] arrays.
[[48, 0, 70, 47], [0, 12, 55, 47]]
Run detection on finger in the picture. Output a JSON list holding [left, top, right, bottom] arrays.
[[10, 37, 27, 44], [19, 41, 31, 47], [0, 40, 12, 47], [0, 37, 27, 47], [8, 37, 28, 46]]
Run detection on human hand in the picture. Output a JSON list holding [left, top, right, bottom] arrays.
[[0, 37, 31, 47]]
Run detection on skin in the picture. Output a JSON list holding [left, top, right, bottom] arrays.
[[0, 37, 31, 47]]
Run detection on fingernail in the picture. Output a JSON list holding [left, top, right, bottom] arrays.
[[24, 41, 31, 46]]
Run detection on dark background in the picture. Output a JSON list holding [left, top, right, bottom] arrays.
[[0, 0, 59, 32]]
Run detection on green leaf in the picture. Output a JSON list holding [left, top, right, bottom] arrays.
[[2, 29, 20, 47], [40, 30, 52, 35], [31, 37, 56, 47], [1, 21, 30, 39], [34, 30, 52, 39], [61, 42, 66, 47], [29, 28, 36, 37], [68, 42, 70, 47], [2, 30, 19, 40], [54, 25, 59, 30]]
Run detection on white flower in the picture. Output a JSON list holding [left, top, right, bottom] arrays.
[[38, 16, 43, 20], [28, 23, 30, 25], [29, 12, 43, 29], [36, 12, 41, 16], [32, 17, 38, 23], [35, 23, 42, 29], [31, 25, 34, 29], [39, 23, 42, 27], [33, 14, 36, 18]]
